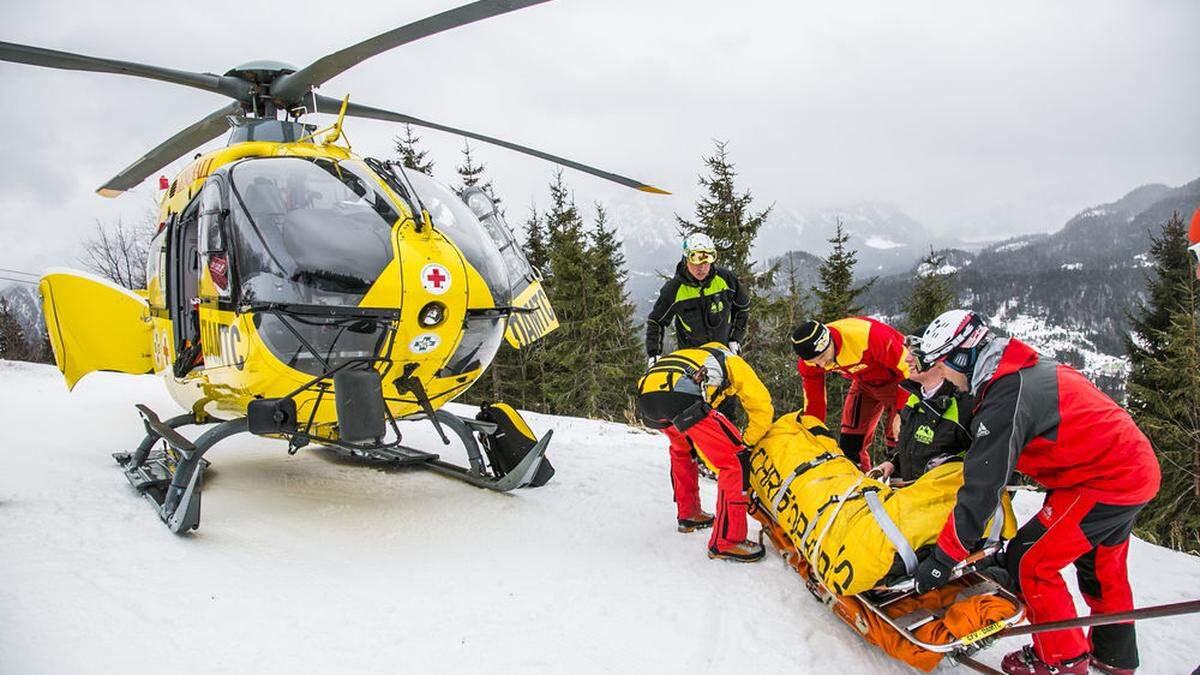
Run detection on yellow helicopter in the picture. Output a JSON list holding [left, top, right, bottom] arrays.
[[2, 0, 666, 533]]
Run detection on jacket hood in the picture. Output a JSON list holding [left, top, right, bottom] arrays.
[[971, 337, 1039, 397], [969, 337, 1008, 396]]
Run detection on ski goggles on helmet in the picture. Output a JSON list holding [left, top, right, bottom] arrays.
[[942, 348, 979, 375], [686, 250, 716, 265], [903, 335, 926, 373]]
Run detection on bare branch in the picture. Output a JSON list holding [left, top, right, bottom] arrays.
[[79, 215, 156, 289]]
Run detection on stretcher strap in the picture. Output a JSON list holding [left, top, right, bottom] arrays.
[[798, 480, 848, 550], [862, 488, 918, 575], [771, 452, 839, 513], [806, 476, 865, 565]]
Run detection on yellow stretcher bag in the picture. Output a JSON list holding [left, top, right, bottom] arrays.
[[747, 412, 1016, 596]]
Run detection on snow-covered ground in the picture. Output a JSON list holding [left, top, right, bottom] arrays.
[[1, 360, 1197, 674]]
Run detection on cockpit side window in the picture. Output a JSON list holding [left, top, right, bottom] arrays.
[[197, 177, 232, 300]]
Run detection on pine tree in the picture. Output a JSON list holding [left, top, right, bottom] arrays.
[[0, 297, 32, 361], [1125, 211, 1200, 553], [523, 203, 550, 277], [755, 254, 814, 413], [393, 124, 435, 176], [813, 218, 875, 322], [539, 170, 594, 416], [900, 247, 957, 334], [675, 140, 771, 287], [809, 219, 876, 453], [1127, 212, 1194, 365], [454, 140, 502, 212], [584, 204, 643, 421]]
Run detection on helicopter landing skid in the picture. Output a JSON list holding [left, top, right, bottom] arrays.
[[343, 409, 553, 493], [113, 405, 247, 534], [113, 405, 552, 534], [421, 432, 552, 492]]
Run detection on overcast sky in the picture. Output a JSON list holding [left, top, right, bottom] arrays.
[[1, 0, 1197, 278]]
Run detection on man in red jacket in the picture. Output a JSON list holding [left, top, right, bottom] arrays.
[[913, 310, 1160, 675], [792, 317, 910, 471], [1189, 207, 1200, 280]]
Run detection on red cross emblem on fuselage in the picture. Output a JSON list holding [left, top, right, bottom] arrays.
[[421, 263, 451, 295], [426, 268, 447, 288]]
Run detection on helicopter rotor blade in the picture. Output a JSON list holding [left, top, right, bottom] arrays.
[[271, 0, 551, 103], [0, 40, 249, 100], [97, 102, 244, 198], [313, 94, 668, 194]]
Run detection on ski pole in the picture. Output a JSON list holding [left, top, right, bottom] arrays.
[[1002, 599, 1200, 637], [957, 655, 1002, 675]]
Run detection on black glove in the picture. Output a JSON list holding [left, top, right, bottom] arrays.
[[914, 547, 957, 594]]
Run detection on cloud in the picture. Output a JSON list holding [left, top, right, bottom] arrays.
[[0, 0, 1197, 273]]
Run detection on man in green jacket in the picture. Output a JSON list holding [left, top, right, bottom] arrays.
[[872, 344, 973, 483], [646, 233, 750, 362], [646, 233, 750, 425]]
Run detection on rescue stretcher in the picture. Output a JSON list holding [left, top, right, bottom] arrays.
[[746, 412, 1026, 671], [751, 502, 1025, 671]]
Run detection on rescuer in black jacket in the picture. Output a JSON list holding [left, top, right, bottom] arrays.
[[645, 233, 750, 360], [871, 340, 973, 483], [885, 379, 973, 482]]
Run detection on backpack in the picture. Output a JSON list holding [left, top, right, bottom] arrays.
[[476, 402, 555, 487]]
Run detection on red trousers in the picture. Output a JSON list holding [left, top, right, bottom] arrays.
[[662, 410, 748, 553], [840, 380, 900, 471], [1005, 490, 1143, 669]]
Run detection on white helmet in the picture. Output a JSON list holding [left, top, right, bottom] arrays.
[[920, 309, 991, 373], [682, 232, 716, 256]]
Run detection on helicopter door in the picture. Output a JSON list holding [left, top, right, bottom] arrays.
[[168, 198, 204, 376], [39, 270, 154, 390]]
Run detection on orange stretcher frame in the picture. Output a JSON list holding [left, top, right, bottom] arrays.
[[750, 499, 1026, 672]]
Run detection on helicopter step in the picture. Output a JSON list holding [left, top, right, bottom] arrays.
[[341, 408, 554, 493], [113, 405, 246, 534]]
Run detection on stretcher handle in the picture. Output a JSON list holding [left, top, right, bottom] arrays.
[[872, 545, 1000, 594]]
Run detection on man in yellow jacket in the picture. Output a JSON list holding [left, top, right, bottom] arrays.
[[637, 342, 774, 562]]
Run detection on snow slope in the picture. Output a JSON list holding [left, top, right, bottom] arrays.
[[1, 360, 1197, 674]]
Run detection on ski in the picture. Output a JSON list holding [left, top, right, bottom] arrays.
[[957, 655, 1003, 675]]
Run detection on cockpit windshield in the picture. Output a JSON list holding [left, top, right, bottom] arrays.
[[228, 157, 398, 307], [403, 172, 513, 307]]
